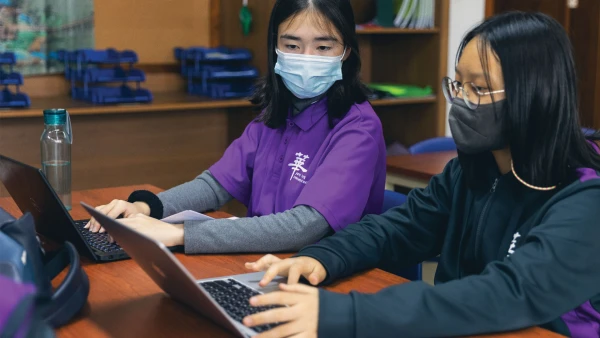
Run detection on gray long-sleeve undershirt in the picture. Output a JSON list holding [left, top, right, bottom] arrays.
[[156, 171, 332, 254], [158, 170, 233, 216]]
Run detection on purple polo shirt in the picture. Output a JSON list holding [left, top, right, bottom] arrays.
[[209, 98, 386, 231]]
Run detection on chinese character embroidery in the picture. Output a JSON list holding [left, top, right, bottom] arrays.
[[507, 232, 521, 256], [288, 152, 309, 181]]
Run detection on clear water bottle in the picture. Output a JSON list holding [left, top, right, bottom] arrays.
[[41, 109, 72, 210]]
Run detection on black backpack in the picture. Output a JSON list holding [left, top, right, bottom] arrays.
[[0, 207, 90, 337]]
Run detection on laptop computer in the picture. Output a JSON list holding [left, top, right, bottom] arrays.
[[81, 202, 285, 337], [0, 154, 127, 262]]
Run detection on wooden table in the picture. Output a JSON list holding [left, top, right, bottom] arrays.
[[386, 151, 458, 189], [0, 185, 562, 338]]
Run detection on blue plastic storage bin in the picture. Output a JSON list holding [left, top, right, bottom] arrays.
[[0, 52, 16, 65], [77, 49, 138, 64], [57, 50, 76, 79], [62, 48, 152, 104], [207, 83, 255, 99], [83, 67, 146, 83], [175, 46, 256, 99], [173, 47, 189, 75], [175, 47, 253, 76], [190, 65, 259, 80], [188, 80, 255, 99], [197, 66, 257, 98], [73, 85, 152, 104], [176, 47, 252, 63], [58, 50, 91, 81], [0, 71, 23, 85], [0, 88, 30, 108], [0, 52, 30, 107], [0, 52, 23, 85], [62, 48, 141, 79]]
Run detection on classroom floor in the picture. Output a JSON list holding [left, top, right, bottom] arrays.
[[422, 262, 437, 285]]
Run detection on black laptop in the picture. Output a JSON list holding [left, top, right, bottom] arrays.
[[0, 154, 127, 262]]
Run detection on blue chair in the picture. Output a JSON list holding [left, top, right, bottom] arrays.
[[409, 137, 456, 155], [582, 127, 596, 136], [382, 190, 408, 212], [380, 190, 422, 281]]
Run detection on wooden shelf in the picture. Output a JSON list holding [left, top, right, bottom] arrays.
[[0, 93, 438, 119], [0, 92, 252, 119], [356, 27, 440, 35]]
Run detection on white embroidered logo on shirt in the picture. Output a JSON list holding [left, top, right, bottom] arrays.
[[507, 232, 521, 256], [288, 152, 309, 184]]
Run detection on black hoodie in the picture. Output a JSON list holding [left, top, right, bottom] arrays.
[[298, 156, 600, 337]]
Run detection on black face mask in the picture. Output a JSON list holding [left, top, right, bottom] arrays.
[[449, 99, 507, 154]]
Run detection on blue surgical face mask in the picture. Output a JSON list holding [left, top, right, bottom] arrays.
[[274, 48, 346, 99]]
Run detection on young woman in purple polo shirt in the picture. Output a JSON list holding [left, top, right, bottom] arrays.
[[243, 12, 600, 338], [85, 0, 387, 253]]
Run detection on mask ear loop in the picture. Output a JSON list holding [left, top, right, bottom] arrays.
[[340, 47, 347, 61]]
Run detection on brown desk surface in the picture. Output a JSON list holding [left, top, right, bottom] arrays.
[[387, 150, 458, 180], [0, 185, 561, 338]]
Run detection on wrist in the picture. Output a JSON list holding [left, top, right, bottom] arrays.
[[317, 289, 354, 337], [173, 223, 184, 246], [133, 201, 151, 216], [127, 190, 164, 219]]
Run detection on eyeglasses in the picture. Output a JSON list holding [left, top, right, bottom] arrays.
[[442, 76, 505, 110]]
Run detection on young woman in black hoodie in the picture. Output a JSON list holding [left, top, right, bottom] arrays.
[[243, 12, 600, 338]]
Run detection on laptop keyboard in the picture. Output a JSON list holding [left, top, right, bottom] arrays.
[[74, 220, 123, 253], [200, 279, 282, 333]]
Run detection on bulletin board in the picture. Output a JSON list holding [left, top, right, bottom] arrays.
[[0, 0, 94, 75]]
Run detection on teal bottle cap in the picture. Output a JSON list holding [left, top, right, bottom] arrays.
[[43, 109, 67, 125]]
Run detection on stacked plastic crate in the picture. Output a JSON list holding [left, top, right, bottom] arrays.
[[58, 49, 152, 104], [0, 52, 30, 108], [174, 47, 258, 99]]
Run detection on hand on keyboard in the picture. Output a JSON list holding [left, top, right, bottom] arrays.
[[85, 199, 150, 233], [243, 283, 319, 338], [75, 220, 122, 253], [245, 254, 327, 286], [200, 279, 282, 333]]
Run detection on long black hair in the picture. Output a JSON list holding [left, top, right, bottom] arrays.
[[456, 12, 600, 189], [250, 0, 368, 129]]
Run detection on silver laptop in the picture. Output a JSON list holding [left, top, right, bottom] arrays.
[[81, 202, 285, 337]]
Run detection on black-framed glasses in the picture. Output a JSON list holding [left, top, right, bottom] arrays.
[[442, 76, 505, 109]]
